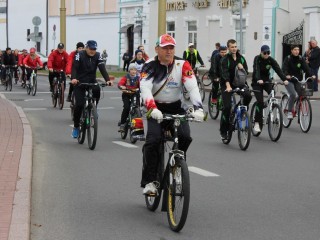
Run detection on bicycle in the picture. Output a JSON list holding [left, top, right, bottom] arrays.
[[26, 68, 38, 96], [222, 88, 251, 151], [144, 112, 201, 232], [2, 65, 13, 91], [182, 66, 205, 102], [77, 82, 105, 150], [250, 81, 284, 142], [51, 70, 65, 110], [208, 80, 223, 119], [201, 70, 212, 86], [119, 88, 145, 143], [280, 76, 313, 133]]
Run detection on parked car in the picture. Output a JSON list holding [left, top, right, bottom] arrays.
[[36, 52, 48, 70]]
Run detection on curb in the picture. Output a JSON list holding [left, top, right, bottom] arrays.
[[0, 93, 32, 240]]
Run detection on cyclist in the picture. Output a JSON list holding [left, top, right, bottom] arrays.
[[47, 43, 69, 92], [183, 43, 205, 70], [130, 49, 145, 75], [18, 49, 28, 85], [13, 49, 20, 81], [70, 40, 113, 138], [140, 34, 204, 195], [251, 45, 288, 132], [1, 48, 16, 83], [66, 42, 85, 102], [208, 45, 228, 103], [282, 44, 315, 119], [210, 42, 221, 59], [23, 48, 43, 84], [220, 39, 252, 140], [118, 63, 140, 132]]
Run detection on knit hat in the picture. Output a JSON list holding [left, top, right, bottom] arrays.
[[128, 63, 137, 70], [76, 42, 84, 49], [135, 49, 143, 56]]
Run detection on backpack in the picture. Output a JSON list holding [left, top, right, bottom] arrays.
[[234, 66, 247, 87]]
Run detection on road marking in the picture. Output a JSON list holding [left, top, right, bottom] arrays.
[[110, 97, 121, 99], [112, 141, 138, 148], [23, 108, 47, 111], [188, 166, 219, 177], [24, 99, 44, 101], [98, 107, 115, 110]]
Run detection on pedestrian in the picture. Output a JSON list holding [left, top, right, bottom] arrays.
[[101, 49, 108, 65], [122, 50, 132, 71], [304, 39, 320, 91]]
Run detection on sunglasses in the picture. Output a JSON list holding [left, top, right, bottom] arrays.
[[263, 51, 270, 55]]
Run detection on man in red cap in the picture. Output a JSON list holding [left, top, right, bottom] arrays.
[[139, 34, 204, 195]]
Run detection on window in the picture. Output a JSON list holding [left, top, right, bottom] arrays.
[[235, 19, 246, 54], [188, 21, 197, 48], [167, 22, 175, 38]]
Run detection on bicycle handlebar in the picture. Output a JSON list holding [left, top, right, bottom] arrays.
[[290, 76, 313, 83], [121, 88, 139, 94]]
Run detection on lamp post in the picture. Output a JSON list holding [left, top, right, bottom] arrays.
[[239, 0, 243, 54], [158, 0, 166, 36], [6, 0, 8, 47], [60, 0, 66, 46]]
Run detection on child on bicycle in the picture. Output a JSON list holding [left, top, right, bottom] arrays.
[[118, 63, 140, 132]]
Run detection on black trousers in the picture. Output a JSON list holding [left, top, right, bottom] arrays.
[[220, 85, 252, 134], [26, 68, 37, 81], [73, 84, 100, 128], [123, 61, 130, 71], [49, 71, 66, 89], [141, 118, 192, 187], [251, 83, 272, 123], [211, 80, 220, 99]]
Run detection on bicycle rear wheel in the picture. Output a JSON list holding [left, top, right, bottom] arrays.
[[167, 156, 190, 232], [237, 111, 251, 151], [58, 84, 64, 110], [202, 71, 211, 86], [87, 103, 98, 150], [298, 98, 312, 133], [52, 84, 58, 108], [31, 76, 37, 96], [208, 91, 219, 119], [78, 111, 86, 144], [280, 94, 292, 128], [268, 103, 283, 141], [197, 78, 205, 102], [250, 102, 263, 137]]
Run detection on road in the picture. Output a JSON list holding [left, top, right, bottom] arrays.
[[2, 76, 320, 240]]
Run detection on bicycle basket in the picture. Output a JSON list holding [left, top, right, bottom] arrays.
[[297, 81, 313, 96], [233, 67, 247, 88]]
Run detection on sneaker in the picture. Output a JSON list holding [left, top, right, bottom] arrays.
[[211, 98, 217, 104], [143, 182, 158, 195], [253, 122, 261, 132], [220, 132, 228, 140], [118, 124, 125, 132], [66, 95, 71, 102], [71, 127, 79, 138], [287, 112, 293, 120]]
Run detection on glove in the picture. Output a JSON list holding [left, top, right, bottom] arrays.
[[191, 108, 204, 121], [150, 108, 163, 121], [283, 80, 289, 86], [257, 80, 264, 85]]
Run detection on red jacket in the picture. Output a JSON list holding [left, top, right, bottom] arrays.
[[66, 50, 76, 75], [18, 54, 28, 66], [47, 49, 68, 71], [118, 74, 140, 90], [23, 54, 43, 69]]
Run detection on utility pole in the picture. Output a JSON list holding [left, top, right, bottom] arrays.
[[239, 0, 243, 54], [60, 0, 66, 46], [158, 0, 166, 36], [6, 0, 8, 47]]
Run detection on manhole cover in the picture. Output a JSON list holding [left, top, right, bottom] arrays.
[[9, 99, 25, 101]]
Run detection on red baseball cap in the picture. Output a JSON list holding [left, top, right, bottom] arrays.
[[156, 34, 176, 47], [30, 47, 36, 53]]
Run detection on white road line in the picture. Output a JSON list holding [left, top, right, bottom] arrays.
[[188, 166, 220, 177], [24, 99, 44, 101], [97, 107, 115, 110], [110, 97, 121, 99], [23, 108, 47, 111], [112, 141, 138, 148]]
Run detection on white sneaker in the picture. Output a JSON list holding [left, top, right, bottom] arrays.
[[143, 182, 158, 195], [287, 112, 293, 120], [253, 122, 261, 132]]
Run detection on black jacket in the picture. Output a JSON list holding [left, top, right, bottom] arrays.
[[209, 53, 223, 79], [71, 50, 110, 83], [1, 52, 16, 66], [220, 52, 248, 87], [308, 46, 320, 69], [252, 55, 286, 84], [282, 54, 311, 81]]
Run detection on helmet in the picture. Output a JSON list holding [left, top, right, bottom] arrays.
[[30, 48, 36, 53]]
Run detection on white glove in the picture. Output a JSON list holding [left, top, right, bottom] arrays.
[[257, 80, 264, 85], [191, 108, 204, 121], [283, 80, 289, 86], [150, 108, 163, 121]]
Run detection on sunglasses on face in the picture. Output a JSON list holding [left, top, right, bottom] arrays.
[[263, 51, 270, 55]]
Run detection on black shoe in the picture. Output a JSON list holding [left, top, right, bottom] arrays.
[[66, 95, 71, 102], [220, 132, 228, 140], [118, 124, 125, 132]]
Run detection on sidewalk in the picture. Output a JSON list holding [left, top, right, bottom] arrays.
[[0, 94, 32, 240]]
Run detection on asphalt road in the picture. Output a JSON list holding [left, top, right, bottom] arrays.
[[2, 76, 320, 240]]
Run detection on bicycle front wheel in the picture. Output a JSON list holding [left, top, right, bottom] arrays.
[[78, 112, 86, 144], [250, 102, 262, 137], [8, 75, 12, 91], [208, 91, 219, 119], [202, 71, 211, 86], [268, 103, 283, 141], [298, 98, 312, 133], [237, 111, 251, 151], [280, 94, 292, 128], [52, 84, 58, 107], [87, 104, 98, 150], [167, 157, 190, 232], [197, 78, 205, 102], [58, 84, 64, 110], [31, 76, 37, 96]]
